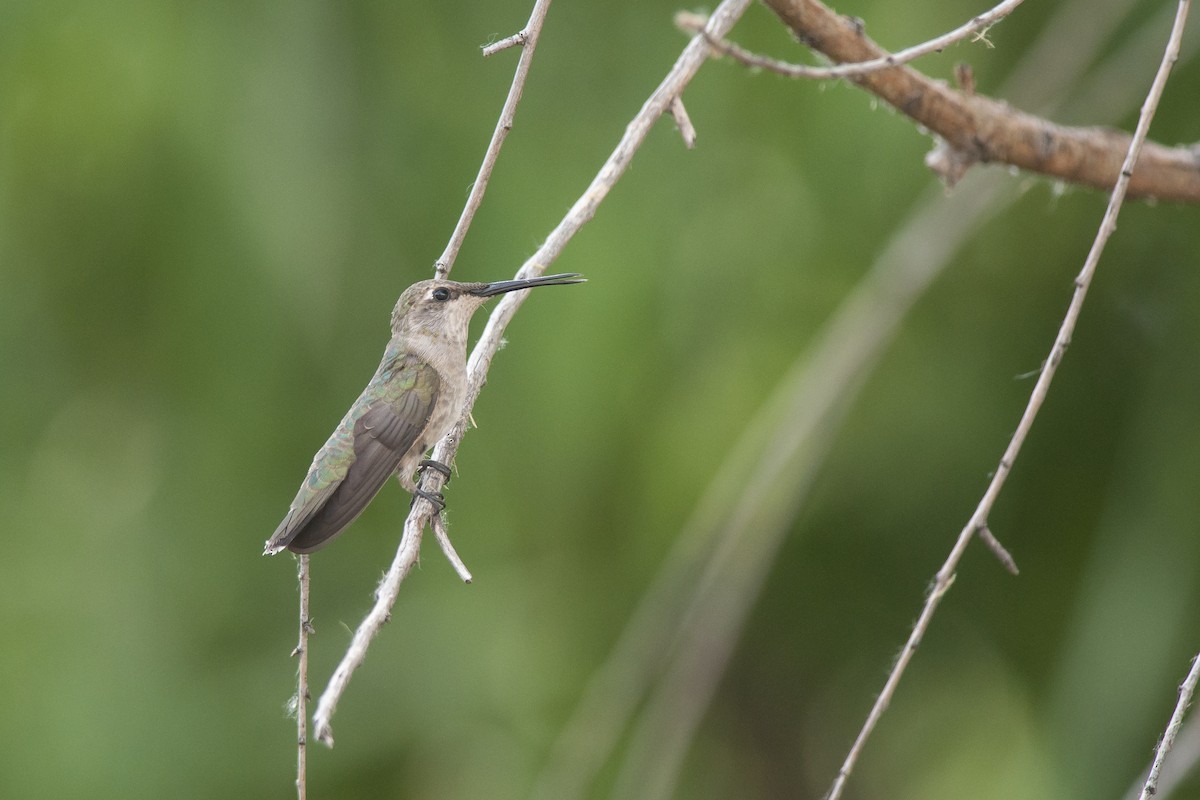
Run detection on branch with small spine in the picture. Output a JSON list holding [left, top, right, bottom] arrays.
[[687, 0, 1200, 203]]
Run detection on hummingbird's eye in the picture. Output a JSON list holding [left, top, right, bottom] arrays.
[[431, 287, 452, 302]]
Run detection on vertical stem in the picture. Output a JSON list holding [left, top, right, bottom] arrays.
[[295, 554, 311, 800]]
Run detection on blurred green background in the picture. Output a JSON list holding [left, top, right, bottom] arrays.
[[2, 0, 1198, 797]]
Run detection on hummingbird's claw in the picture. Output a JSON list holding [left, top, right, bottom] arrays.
[[411, 488, 446, 513], [418, 459, 453, 485]]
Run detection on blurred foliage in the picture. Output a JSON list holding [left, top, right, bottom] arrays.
[[1, 0, 1198, 798]]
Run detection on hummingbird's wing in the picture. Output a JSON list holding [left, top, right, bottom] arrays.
[[265, 355, 440, 554]]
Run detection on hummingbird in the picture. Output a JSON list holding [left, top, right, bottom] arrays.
[[264, 272, 585, 555]]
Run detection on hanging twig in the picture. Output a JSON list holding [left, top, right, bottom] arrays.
[[482, 30, 528, 58]]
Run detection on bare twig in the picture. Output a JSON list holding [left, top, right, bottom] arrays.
[[534, 0, 1163, 794], [826, 4, 1191, 798], [291, 554, 311, 800], [432, 511, 473, 583], [680, 0, 1024, 79], [310, 0, 755, 746], [1137, 652, 1200, 800], [975, 524, 1019, 575], [668, 96, 697, 149], [435, 0, 553, 278], [762, 0, 1200, 202], [482, 30, 527, 58]]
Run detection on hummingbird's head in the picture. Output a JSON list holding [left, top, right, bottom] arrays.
[[390, 273, 585, 339]]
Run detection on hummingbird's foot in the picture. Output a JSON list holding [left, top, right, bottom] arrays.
[[411, 488, 447, 513], [418, 459, 452, 485]]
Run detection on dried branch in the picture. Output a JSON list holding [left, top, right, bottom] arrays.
[[761, 0, 1200, 202], [482, 30, 527, 58], [826, 3, 1192, 798], [1125, 714, 1200, 800], [1137, 652, 1200, 800], [310, 0, 755, 746], [310, 0, 552, 746], [679, 0, 1024, 80], [975, 524, 1019, 575], [290, 554, 311, 800], [435, 0, 553, 278], [432, 511, 472, 584]]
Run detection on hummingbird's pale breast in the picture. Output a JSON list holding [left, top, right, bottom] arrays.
[[391, 326, 470, 493]]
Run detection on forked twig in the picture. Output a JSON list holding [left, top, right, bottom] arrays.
[[310, 0, 755, 746], [826, 3, 1191, 798], [678, 0, 1025, 80]]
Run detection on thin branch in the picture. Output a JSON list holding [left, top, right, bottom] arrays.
[[668, 96, 697, 149], [435, 0, 553, 279], [1125, 713, 1200, 800], [976, 524, 1019, 575], [534, 0, 1161, 793], [762, 0, 1200, 203], [1138, 652, 1200, 800], [291, 554, 311, 800], [309, 0, 553, 744], [826, 3, 1191, 798], [310, 0, 755, 746], [432, 511, 473, 584], [679, 0, 1024, 80]]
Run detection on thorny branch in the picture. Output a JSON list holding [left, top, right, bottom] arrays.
[[758, 0, 1200, 202]]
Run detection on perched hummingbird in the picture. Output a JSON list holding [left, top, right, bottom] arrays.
[[264, 273, 585, 555]]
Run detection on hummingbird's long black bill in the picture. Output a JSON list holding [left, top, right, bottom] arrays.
[[471, 273, 585, 297]]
